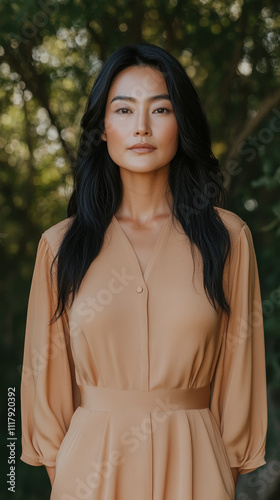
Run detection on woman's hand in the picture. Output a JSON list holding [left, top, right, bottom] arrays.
[[231, 467, 239, 486], [45, 465, 56, 486]]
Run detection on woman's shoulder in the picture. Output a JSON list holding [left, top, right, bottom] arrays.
[[214, 206, 248, 247], [42, 215, 75, 256]]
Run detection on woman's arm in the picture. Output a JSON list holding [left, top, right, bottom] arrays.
[[231, 467, 239, 485], [20, 234, 78, 473], [210, 223, 267, 476], [45, 465, 56, 486]]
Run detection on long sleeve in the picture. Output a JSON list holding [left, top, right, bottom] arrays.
[[210, 222, 267, 475], [20, 233, 80, 467]]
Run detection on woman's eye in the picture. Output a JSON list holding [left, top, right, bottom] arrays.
[[154, 108, 169, 114], [116, 108, 131, 114]]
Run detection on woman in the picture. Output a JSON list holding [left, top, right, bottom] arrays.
[[20, 43, 267, 499]]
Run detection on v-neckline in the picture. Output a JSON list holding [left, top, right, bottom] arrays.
[[112, 213, 172, 283]]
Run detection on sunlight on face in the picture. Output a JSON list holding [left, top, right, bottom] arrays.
[[101, 65, 179, 174]]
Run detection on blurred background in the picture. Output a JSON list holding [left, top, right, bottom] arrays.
[[0, 0, 279, 498]]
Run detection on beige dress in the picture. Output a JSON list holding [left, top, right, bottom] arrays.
[[20, 207, 267, 500]]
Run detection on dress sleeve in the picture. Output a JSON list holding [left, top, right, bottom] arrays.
[[209, 222, 267, 475], [20, 233, 80, 467]]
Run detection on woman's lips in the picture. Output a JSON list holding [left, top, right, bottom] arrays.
[[129, 147, 156, 153]]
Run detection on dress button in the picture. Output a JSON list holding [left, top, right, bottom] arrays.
[[137, 286, 143, 293]]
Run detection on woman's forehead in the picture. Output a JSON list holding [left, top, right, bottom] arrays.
[[107, 66, 168, 100]]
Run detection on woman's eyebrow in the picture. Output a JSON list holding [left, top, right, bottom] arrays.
[[110, 94, 171, 104]]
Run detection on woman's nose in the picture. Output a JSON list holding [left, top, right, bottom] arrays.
[[133, 111, 152, 136]]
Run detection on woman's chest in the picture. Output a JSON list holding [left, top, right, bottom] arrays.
[[113, 215, 171, 277]]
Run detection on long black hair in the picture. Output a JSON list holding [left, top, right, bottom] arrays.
[[50, 42, 231, 325]]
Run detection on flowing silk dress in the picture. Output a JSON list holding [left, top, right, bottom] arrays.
[[20, 207, 267, 500]]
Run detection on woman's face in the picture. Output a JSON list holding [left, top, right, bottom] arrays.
[[101, 65, 179, 173]]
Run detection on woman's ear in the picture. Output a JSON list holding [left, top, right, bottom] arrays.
[[101, 130, 107, 141]]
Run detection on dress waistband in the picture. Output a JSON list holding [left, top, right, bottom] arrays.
[[79, 384, 210, 413]]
